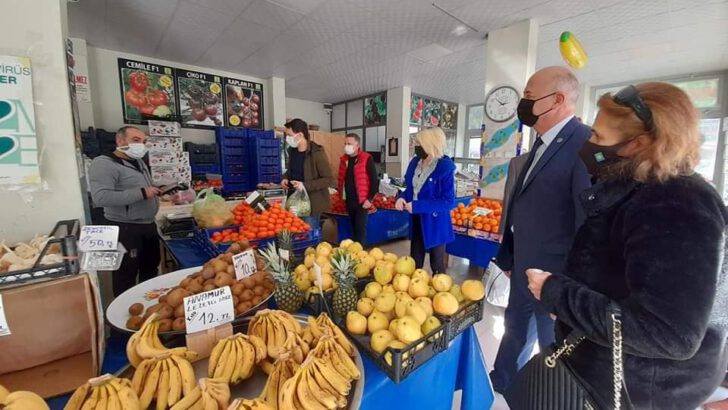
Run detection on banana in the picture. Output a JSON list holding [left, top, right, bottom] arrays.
[[304, 367, 338, 410], [201, 389, 216, 410], [201, 378, 230, 410], [309, 361, 343, 400], [64, 382, 90, 410], [139, 359, 162, 409], [329, 342, 361, 380], [311, 360, 350, 397], [278, 375, 297, 410], [108, 378, 140, 410], [79, 386, 100, 410], [207, 337, 227, 377], [222, 338, 239, 383], [244, 334, 267, 363], [170, 354, 197, 397], [170, 386, 201, 410], [131, 358, 152, 394], [156, 359, 171, 410], [264, 318, 278, 359], [126, 332, 143, 368], [238, 337, 257, 381], [230, 338, 245, 384], [211, 339, 232, 379], [0, 384, 8, 402], [96, 384, 109, 410], [325, 344, 357, 381], [4, 391, 50, 410], [105, 384, 122, 410], [168, 355, 183, 407], [259, 359, 274, 376], [260, 363, 280, 407]]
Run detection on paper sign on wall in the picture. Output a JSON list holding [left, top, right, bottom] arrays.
[[0, 295, 10, 337], [233, 249, 257, 280], [79, 225, 119, 251], [183, 286, 235, 334]]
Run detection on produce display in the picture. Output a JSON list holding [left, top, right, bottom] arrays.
[[118, 58, 177, 124], [125, 242, 273, 332], [175, 69, 224, 128], [0, 384, 48, 410], [191, 177, 223, 193], [224, 78, 263, 128], [329, 192, 378, 215], [64, 374, 139, 410], [0, 233, 63, 273], [371, 193, 397, 210], [450, 197, 503, 233], [130, 353, 197, 409], [206, 334, 267, 384], [172, 378, 230, 410], [221, 203, 312, 242], [260, 240, 305, 314], [126, 314, 198, 367]]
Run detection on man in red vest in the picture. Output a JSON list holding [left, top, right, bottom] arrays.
[[338, 133, 379, 244]]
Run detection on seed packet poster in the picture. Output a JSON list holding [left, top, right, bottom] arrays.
[[175, 69, 224, 129], [224, 77, 264, 129], [118, 58, 177, 124]]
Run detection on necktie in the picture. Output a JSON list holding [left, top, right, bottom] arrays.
[[516, 137, 544, 191]]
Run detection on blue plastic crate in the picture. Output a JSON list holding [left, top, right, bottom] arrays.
[[215, 127, 248, 138], [221, 154, 247, 165], [191, 163, 221, 174], [257, 156, 280, 165], [220, 146, 246, 156], [222, 182, 253, 195], [257, 147, 280, 157], [223, 163, 247, 174], [249, 129, 275, 139], [222, 173, 250, 183], [256, 173, 282, 184]]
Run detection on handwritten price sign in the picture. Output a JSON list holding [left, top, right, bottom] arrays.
[[183, 286, 235, 334], [79, 226, 119, 252], [233, 249, 257, 280]]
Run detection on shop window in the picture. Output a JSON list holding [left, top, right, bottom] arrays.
[[468, 137, 481, 159], [332, 104, 345, 130], [467, 105, 484, 131], [347, 100, 363, 128]]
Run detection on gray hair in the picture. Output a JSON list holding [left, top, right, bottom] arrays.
[[553, 69, 580, 106], [116, 125, 140, 140]]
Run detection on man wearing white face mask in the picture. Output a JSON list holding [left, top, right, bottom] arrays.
[[337, 133, 378, 244], [88, 126, 161, 296]]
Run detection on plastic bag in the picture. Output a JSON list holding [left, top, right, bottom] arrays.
[[485, 260, 510, 308], [172, 188, 196, 205], [286, 185, 311, 217], [192, 188, 233, 228]]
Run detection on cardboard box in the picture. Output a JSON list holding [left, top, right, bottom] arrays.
[[0, 273, 102, 398]]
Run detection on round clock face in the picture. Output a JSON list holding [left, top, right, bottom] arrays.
[[485, 86, 520, 122]]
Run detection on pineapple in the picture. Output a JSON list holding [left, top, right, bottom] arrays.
[[331, 250, 358, 319], [259, 242, 304, 313], [277, 229, 293, 263]]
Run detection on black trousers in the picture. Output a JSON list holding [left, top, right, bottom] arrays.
[[113, 221, 160, 297], [346, 201, 369, 245], [410, 215, 447, 274]]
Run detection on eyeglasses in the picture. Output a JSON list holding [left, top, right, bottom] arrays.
[[613, 85, 653, 131]]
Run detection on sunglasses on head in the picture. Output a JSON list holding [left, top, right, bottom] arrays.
[[613, 85, 653, 131]]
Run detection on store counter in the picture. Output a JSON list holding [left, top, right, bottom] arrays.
[[329, 209, 410, 246], [446, 234, 500, 268]]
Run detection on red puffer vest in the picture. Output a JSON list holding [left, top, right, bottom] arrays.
[[337, 150, 372, 204]]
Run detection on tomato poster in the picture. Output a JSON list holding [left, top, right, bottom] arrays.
[[423, 99, 443, 127], [175, 69, 224, 129], [364, 93, 386, 126], [410, 95, 423, 125], [118, 58, 177, 124], [224, 77, 264, 129]]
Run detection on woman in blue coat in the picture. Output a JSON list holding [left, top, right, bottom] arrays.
[[395, 127, 455, 274]]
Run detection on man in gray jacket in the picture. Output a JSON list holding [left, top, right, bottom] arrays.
[[89, 126, 160, 296]]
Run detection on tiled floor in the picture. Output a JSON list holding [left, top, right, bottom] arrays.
[[377, 239, 727, 410]]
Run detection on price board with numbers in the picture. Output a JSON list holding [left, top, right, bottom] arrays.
[[183, 286, 235, 334], [79, 225, 119, 252], [233, 249, 257, 280]]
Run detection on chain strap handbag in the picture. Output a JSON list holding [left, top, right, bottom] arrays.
[[504, 304, 632, 410]]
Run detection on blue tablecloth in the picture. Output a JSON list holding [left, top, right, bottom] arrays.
[[361, 326, 493, 410], [447, 234, 500, 268], [331, 210, 410, 246]]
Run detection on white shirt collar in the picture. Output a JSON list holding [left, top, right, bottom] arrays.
[[538, 115, 574, 148]]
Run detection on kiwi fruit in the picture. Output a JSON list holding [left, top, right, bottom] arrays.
[[128, 303, 144, 316], [239, 239, 250, 250], [203, 279, 216, 287], [180, 277, 192, 288], [229, 243, 242, 253], [214, 272, 234, 288], [237, 301, 253, 313], [252, 271, 266, 285], [222, 253, 234, 264], [240, 289, 254, 302], [189, 271, 202, 279], [226, 265, 234, 275], [158, 319, 173, 332], [251, 295, 263, 306], [126, 316, 143, 330], [147, 303, 164, 315], [159, 294, 168, 304], [241, 277, 256, 289], [231, 283, 245, 296], [201, 266, 215, 280], [233, 295, 239, 306], [157, 304, 174, 319], [203, 284, 216, 292], [172, 317, 186, 331], [187, 281, 204, 294], [212, 260, 227, 274], [165, 289, 185, 308], [174, 303, 185, 318], [253, 285, 265, 296]]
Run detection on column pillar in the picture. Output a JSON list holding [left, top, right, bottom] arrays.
[[268, 77, 286, 128], [385, 86, 411, 178]]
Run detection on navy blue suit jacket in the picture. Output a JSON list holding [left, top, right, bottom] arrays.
[[495, 117, 592, 297]]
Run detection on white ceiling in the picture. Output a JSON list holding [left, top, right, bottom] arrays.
[[68, 0, 728, 105]]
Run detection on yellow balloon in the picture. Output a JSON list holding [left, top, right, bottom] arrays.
[[559, 31, 588, 69]]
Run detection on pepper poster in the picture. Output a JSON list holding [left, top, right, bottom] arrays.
[[118, 58, 177, 124], [0, 55, 41, 187], [223, 77, 264, 129], [175, 69, 224, 129]]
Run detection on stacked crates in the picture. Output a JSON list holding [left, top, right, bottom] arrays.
[[248, 129, 282, 185], [215, 128, 253, 195], [185, 142, 220, 176]]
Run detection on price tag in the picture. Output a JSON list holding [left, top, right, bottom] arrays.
[[81, 250, 124, 271], [279, 249, 290, 262], [473, 207, 493, 216], [313, 263, 323, 292], [233, 249, 257, 280], [79, 225, 119, 252], [245, 191, 270, 213], [183, 286, 235, 334], [0, 295, 10, 337]]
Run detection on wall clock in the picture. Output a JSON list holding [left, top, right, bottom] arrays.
[[485, 85, 519, 122]]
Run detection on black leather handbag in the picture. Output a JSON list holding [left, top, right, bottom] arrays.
[[504, 305, 632, 410]]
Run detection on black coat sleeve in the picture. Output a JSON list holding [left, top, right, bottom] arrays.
[[367, 157, 379, 201], [541, 191, 725, 360]]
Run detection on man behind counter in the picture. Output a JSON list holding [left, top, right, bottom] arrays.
[[88, 126, 160, 296], [338, 133, 378, 244]]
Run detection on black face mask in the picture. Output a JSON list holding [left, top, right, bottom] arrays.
[[414, 146, 428, 159], [517, 92, 556, 127], [579, 139, 633, 180]]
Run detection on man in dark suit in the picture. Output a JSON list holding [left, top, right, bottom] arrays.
[[499, 154, 529, 236], [489, 66, 592, 394]]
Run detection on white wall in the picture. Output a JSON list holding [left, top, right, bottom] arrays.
[[285, 98, 330, 132], [86, 46, 273, 144], [0, 0, 86, 243]]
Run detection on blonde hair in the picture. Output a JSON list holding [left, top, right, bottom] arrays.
[[598, 82, 700, 183], [416, 127, 446, 159]]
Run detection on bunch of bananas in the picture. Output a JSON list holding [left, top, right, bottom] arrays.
[[308, 336, 361, 382], [228, 398, 274, 410], [259, 353, 300, 408], [127, 314, 198, 367], [169, 378, 229, 410], [64, 375, 138, 410], [280, 331, 310, 365], [279, 357, 355, 410], [0, 384, 48, 410], [247, 310, 302, 360], [207, 334, 266, 384], [131, 352, 196, 409], [302, 314, 355, 357]]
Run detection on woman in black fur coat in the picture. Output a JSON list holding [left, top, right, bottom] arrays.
[[525, 82, 728, 409]]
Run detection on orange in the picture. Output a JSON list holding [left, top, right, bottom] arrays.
[[483, 224, 491, 232]]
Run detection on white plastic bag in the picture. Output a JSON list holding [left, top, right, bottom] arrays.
[[485, 261, 510, 308], [286, 185, 311, 217]]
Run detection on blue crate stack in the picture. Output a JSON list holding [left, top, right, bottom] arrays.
[[215, 127, 253, 195], [185, 142, 221, 176], [248, 129, 282, 186]]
